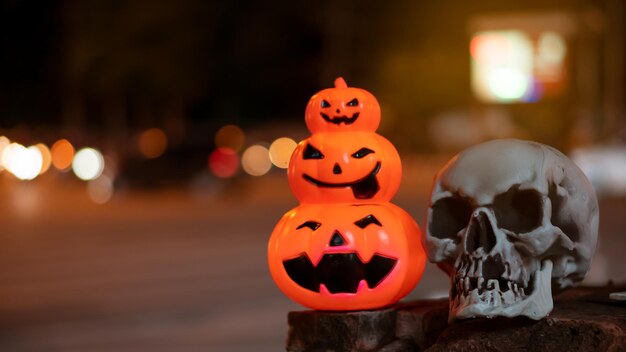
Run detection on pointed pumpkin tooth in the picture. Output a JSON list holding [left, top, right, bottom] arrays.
[[319, 284, 331, 295], [357, 279, 368, 294]]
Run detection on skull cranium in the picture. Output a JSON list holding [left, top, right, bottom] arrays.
[[425, 139, 599, 321]]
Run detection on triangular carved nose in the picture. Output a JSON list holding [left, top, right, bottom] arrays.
[[465, 211, 496, 253], [329, 231, 346, 247], [333, 163, 342, 174]]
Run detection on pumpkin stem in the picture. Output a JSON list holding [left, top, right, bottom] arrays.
[[334, 77, 348, 89]]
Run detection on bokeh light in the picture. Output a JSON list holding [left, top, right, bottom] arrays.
[[87, 174, 114, 204], [537, 31, 566, 66], [51, 139, 75, 170], [268, 137, 297, 169], [35, 143, 52, 174], [2, 144, 43, 180], [72, 148, 105, 181], [208, 147, 239, 178], [487, 68, 529, 100], [138, 128, 168, 159], [215, 125, 245, 152], [470, 30, 533, 103], [1, 142, 18, 169], [0, 136, 9, 170], [242, 145, 272, 176]]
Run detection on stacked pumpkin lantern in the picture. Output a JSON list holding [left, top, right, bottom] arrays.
[[268, 78, 426, 310]]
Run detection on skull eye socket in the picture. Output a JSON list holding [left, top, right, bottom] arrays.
[[493, 188, 542, 233], [429, 197, 473, 240]]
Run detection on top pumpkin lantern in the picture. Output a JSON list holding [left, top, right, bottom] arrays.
[[305, 77, 381, 133]]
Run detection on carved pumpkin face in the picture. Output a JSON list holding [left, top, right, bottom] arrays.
[[268, 203, 426, 310], [288, 132, 401, 204], [305, 77, 381, 133]]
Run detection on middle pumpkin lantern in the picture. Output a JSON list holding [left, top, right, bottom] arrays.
[[288, 131, 402, 204]]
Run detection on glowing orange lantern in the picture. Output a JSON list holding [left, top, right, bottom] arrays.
[[305, 77, 381, 134], [268, 203, 426, 310], [269, 77, 424, 311], [288, 131, 401, 204]]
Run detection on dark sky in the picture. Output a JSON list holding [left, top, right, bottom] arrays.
[[0, 0, 621, 152], [0, 0, 331, 129], [0, 1, 62, 126]]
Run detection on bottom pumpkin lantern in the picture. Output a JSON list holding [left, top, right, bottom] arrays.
[[268, 203, 426, 311]]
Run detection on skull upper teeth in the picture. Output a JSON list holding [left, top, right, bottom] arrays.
[[451, 255, 532, 306]]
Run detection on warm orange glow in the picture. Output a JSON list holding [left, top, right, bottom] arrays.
[[305, 77, 381, 134], [288, 132, 401, 204], [268, 203, 426, 310], [35, 143, 52, 174], [215, 125, 245, 152], [51, 139, 75, 170], [138, 128, 168, 159]]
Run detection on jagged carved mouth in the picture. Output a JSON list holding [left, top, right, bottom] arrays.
[[320, 112, 360, 125], [302, 162, 381, 199], [283, 252, 397, 294], [451, 254, 535, 307]]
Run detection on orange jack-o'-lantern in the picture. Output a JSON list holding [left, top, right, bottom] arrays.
[[268, 203, 426, 310], [288, 131, 401, 204], [305, 77, 381, 134]]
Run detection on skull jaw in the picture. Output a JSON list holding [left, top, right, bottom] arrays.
[[449, 260, 554, 323]]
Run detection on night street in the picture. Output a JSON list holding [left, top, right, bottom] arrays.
[[0, 164, 623, 351]]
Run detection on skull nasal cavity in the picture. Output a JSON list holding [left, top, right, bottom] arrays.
[[465, 212, 496, 253], [330, 231, 346, 246], [333, 163, 342, 174]]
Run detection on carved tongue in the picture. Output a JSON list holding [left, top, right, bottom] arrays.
[[350, 170, 380, 199]]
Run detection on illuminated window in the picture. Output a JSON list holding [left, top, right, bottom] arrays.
[[470, 30, 567, 103]]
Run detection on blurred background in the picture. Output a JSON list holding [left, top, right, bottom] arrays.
[[0, 0, 624, 350]]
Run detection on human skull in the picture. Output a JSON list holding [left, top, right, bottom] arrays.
[[425, 139, 599, 321]]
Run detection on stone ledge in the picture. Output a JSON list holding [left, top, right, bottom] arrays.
[[287, 285, 626, 351]]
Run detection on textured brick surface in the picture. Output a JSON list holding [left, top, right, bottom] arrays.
[[287, 285, 626, 351]]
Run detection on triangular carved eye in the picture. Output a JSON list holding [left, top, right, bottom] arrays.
[[347, 98, 359, 107], [303, 144, 324, 160], [351, 147, 374, 159], [321, 100, 331, 108], [354, 214, 382, 229], [297, 221, 321, 231]]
